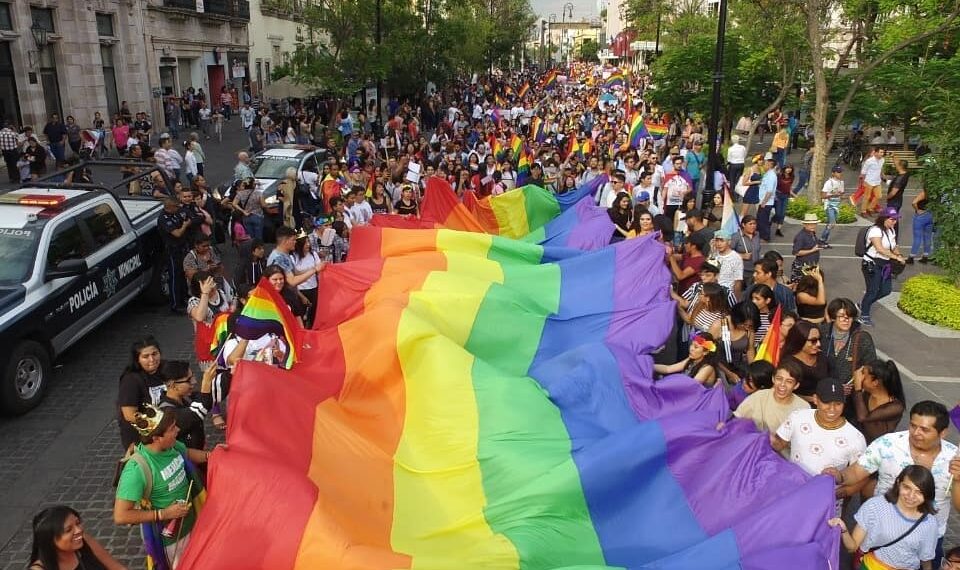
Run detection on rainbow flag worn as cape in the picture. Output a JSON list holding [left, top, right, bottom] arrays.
[[517, 81, 530, 98], [629, 112, 649, 149], [754, 305, 783, 365], [232, 279, 302, 369], [645, 120, 669, 140], [530, 116, 545, 143], [180, 228, 840, 570]]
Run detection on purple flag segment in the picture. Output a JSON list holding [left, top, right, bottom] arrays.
[[523, 196, 615, 250]]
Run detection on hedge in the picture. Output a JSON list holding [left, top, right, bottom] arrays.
[[785, 197, 857, 224], [898, 274, 960, 331]]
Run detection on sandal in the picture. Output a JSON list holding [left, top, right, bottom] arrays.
[[212, 414, 227, 430]]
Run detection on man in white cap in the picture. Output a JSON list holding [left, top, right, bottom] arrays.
[[713, 229, 744, 300], [726, 134, 747, 197]]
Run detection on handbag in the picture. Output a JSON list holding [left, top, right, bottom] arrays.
[[850, 513, 927, 569]]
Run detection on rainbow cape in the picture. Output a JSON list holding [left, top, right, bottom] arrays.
[[754, 305, 783, 365], [232, 279, 302, 369], [179, 230, 839, 569], [645, 120, 669, 140], [517, 81, 530, 98], [629, 112, 649, 148], [530, 116, 545, 143]]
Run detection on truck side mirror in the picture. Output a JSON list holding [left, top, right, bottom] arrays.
[[44, 259, 88, 282]]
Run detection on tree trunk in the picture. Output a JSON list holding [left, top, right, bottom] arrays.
[[807, 0, 830, 202], [744, 75, 794, 158]]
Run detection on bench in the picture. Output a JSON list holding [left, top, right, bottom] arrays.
[[886, 149, 922, 171]]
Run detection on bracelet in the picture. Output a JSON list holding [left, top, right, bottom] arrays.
[[155, 509, 161, 522]]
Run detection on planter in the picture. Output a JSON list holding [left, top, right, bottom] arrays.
[[785, 197, 857, 224], [898, 274, 960, 331]]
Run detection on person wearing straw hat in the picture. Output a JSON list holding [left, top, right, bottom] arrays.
[[790, 213, 823, 283]]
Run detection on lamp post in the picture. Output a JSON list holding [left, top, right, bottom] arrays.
[[549, 14, 556, 67], [561, 3, 574, 65], [705, 0, 729, 201], [375, 0, 382, 131], [540, 19, 547, 69]]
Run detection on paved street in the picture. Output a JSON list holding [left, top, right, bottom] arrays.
[[0, 128, 957, 568]]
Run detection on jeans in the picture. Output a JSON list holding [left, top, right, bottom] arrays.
[[911, 210, 934, 257], [757, 204, 774, 241], [821, 206, 838, 242], [794, 169, 810, 193], [860, 260, 892, 318], [773, 193, 789, 225], [243, 214, 264, 241], [773, 148, 785, 169]]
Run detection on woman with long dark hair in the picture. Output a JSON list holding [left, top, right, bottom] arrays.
[[749, 283, 778, 348], [29, 505, 125, 570], [851, 359, 906, 444], [654, 331, 719, 386], [608, 192, 632, 243], [859, 207, 907, 327], [116, 337, 165, 452], [779, 319, 829, 402], [830, 465, 939, 570]]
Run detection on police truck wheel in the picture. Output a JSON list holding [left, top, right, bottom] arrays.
[[1, 341, 51, 415]]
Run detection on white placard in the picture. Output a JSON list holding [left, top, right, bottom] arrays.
[[405, 161, 421, 183]]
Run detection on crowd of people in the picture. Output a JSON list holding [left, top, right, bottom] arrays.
[[14, 63, 956, 570]]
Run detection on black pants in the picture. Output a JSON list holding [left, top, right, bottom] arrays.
[[166, 249, 187, 310], [2, 149, 18, 182]]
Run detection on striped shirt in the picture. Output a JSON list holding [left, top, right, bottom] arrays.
[[854, 497, 938, 569]]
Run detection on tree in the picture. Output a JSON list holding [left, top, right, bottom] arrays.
[[579, 38, 600, 62], [804, 0, 960, 199], [920, 84, 960, 284]]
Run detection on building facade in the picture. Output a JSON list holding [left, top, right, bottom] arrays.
[[0, 0, 250, 132], [142, 0, 249, 125], [247, 0, 300, 99], [0, 0, 151, 129]]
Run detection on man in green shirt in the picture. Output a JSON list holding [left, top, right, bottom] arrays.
[[114, 404, 209, 568]]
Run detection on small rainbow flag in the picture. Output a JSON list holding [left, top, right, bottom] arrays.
[[540, 70, 558, 90], [517, 81, 530, 98], [604, 72, 624, 89], [516, 150, 533, 186], [580, 138, 593, 157], [366, 172, 376, 197], [645, 121, 669, 140], [629, 112, 648, 149], [208, 311, 232, 358], [509, 133, 523, 157], [565, 135, 580, 159], [720, 187, 741, 240], [504, 85, 514, 96], [489, 134, 504, 159], [233, 279, 302, 369], [491, 107, 503, 126], [530, 116, 545, 143], [754, 305, 783, 366], [495, 94, 506, 107]]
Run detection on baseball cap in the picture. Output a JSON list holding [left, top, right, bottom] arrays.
[[636, 191, 650, 202], [831, 165, 843, 173], [882, 207, 901, 220], [714, 230, 731, 240], [815, 377, 844, 404]]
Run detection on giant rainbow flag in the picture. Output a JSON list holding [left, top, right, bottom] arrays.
[[180, 227, 839, 570]]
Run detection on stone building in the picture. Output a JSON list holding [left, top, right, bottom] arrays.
[[0, 0, 249, 132], [0, 0, 151, 129], [248, 0, 300, 99]]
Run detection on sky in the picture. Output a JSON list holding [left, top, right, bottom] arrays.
[[528, 0, 601, 22]]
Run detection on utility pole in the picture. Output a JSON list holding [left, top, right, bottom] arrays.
[[375, 0, 382, 130], [705, 0, 729, 201]]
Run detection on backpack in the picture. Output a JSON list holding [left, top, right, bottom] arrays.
[[854, 226, 870, 258]]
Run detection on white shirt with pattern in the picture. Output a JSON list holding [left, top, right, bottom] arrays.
[[858, 430, 958, 537]]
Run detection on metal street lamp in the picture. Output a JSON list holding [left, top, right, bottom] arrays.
[[705, 0, 729, 201], [31, 21, 47, 49], [549, 14, 556, 66]]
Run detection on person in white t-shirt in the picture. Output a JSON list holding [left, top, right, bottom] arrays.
[[773, 377, 866, 513], [856, 147, 885, 216], [726, 134, 747, 195], [859, 208, 906, 326], [712, 230, 744, 300]]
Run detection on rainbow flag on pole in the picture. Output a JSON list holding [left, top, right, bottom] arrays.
[[509, 133, 523, 157], [720, 187, 741, 239], [515, 150, 533, 186], [181, 229, 840, 570], [604, 71, 625, 89], [232, 279, 302, 369], [754, 305, 783, 365], [540, 70, 558, 90], [530, 116, 545, 143], [517, 81, 530, 98]]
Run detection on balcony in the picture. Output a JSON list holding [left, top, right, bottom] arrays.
[[260, 0, 301, 20], [158, 0, 249, 21]]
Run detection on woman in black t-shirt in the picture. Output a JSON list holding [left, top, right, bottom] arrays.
[[368, 181, 393, 215], [394, 185, 419, 217], [116, 337, 165, 452]]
